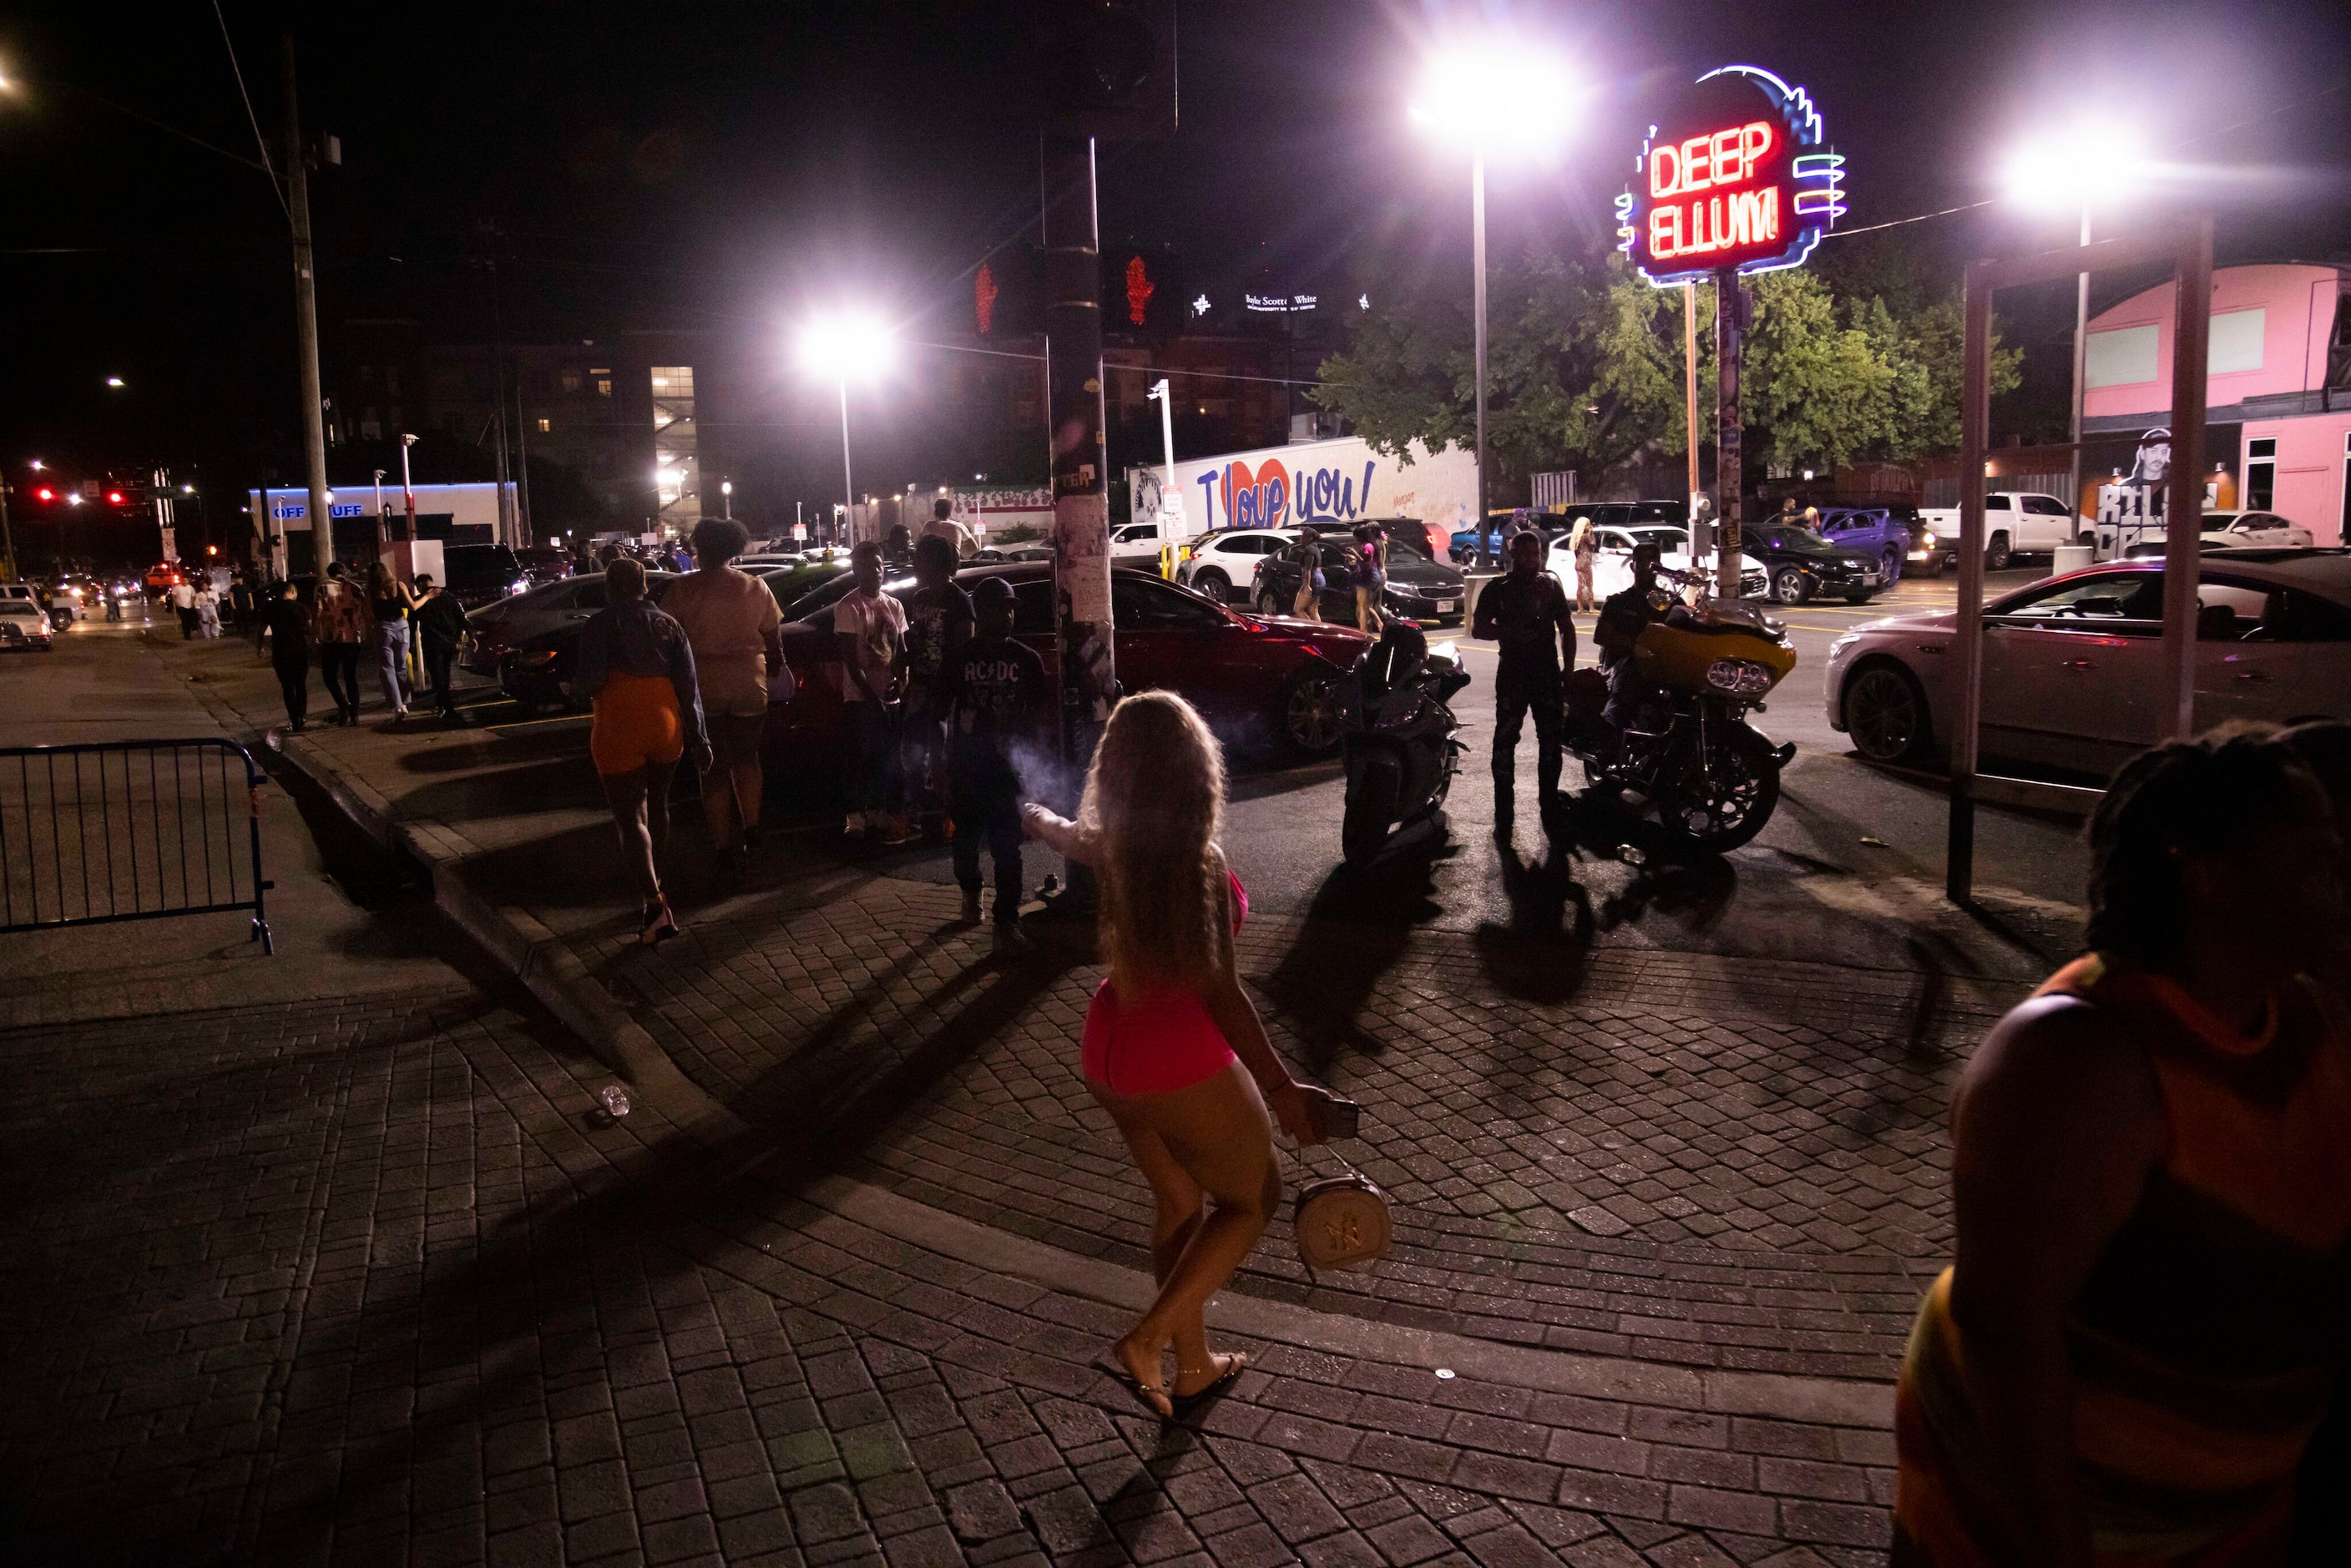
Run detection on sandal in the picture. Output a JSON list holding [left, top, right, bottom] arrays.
[[1095, 1356, 1172, 1421], [640, 897, 681, 946], [1169, 1353, 1247, 1417]]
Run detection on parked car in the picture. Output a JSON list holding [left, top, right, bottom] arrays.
[[1176, 527, 1298, 604], [1826, 548, 2351, 776], [466, 572, 676, 707], [767, 564, 1372, 782], [1250, 535, 1466, 626], [756, 559, 852, 619], [1108, 520, 1165, 561], [1814, 506, 1917, 584], [515, 547, 575, 583], [439, 544, 531, 609], [1744, 524, 1890, 604], [2099, 508, 2317, 559], [1548, 524, 1767, 602], [143, 563, 185, 596], [1915, 492, 2086, 571], [0, 599, 55, 651]]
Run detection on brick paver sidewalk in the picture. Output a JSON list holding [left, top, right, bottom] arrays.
[[2, 989, 1894, 1566]]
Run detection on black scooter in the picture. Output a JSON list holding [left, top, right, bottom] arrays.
[[1338, 620, 1471, 863]]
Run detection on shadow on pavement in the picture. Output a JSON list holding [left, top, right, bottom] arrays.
[[1256, 822, 1453, 1073]]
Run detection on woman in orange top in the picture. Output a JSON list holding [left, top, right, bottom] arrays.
[[1895, 731, 2351, 1565], [579, 559, 710, 943]]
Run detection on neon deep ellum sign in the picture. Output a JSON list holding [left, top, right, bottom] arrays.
[[1615, 64, 1844, 287]]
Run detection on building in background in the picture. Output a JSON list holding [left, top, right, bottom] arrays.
[[247, 482, 518, 574]]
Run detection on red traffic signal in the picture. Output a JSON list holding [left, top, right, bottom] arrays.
[[107, 490, 125, 505], [35, 487, 54, 503]]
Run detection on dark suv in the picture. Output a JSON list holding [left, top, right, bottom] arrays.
[[439, 544, 529, 609]]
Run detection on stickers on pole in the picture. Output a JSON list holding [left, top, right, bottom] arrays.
[[1615, 65, 1845, 288]]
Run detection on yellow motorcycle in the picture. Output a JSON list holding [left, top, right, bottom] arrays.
[[1567, 579, 1797, 853]]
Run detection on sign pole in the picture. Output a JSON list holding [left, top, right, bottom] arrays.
[[1713, 268, 1744, 600], [1684, 281, 1702, 560], [1041, 129, 1116, 802]]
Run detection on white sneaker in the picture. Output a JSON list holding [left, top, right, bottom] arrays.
[[844, 812, 866, 835]]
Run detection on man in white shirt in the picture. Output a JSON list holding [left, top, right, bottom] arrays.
[[834, 540, 909, 841], [169, 575, 199, 640], [919, 498, 978, 560]]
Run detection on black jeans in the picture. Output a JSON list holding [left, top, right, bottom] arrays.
[[422, 641, 458, 715], [318, 642, 362, 716], [273, 653, 310, 728], [949, 761, 1023, 922], [1492, 661, 1564, 802]]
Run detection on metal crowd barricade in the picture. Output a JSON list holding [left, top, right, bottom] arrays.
[[0, 740, 275, 953]]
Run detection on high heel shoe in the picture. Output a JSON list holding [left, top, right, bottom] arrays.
[[640, 896, 681, 946]]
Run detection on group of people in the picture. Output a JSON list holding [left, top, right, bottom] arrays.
[[1277, 520, 1394, 634], [259, 562, 468, 731]]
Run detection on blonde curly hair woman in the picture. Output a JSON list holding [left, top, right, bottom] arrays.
[[1024, 691, 1335, 1419]]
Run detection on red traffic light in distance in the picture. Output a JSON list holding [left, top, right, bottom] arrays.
[[36, 487, 54, 503], [108, 490, 126, 505]]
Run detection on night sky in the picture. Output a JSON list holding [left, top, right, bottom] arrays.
[[4, 0, 2348, 543]]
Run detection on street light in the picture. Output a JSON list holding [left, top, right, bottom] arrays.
[[105, 377, 125, 389], [798, 311, 894, 544], [720, 478, 733, 520], [2001, 120, 2153, 541], [1411, 37, 1576, 541]]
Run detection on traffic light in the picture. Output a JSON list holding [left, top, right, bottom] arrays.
[[1100, 243, 1186, 337], [35, 486, 53, 504], [1046, 0, 1176, 140], [108, 489, 125, 506]]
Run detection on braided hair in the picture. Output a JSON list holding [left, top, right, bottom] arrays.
[[2085, 727, 2323, 972]]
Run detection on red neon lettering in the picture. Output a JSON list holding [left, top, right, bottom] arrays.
[[1648, 120, 1775, 198], [1649, 144, 1680, 199], [1641, 119, 1782, 262]]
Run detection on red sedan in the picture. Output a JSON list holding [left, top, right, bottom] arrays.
[[761, 563, 1371, 781]]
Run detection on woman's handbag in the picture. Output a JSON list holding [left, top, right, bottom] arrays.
[[1292, 1152, 1391, 1282]]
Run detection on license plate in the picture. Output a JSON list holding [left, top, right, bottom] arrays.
[[1436, 599, 1458, 613]]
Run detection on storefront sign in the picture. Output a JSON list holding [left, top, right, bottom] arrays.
[[1615, 65, 1843, 286]]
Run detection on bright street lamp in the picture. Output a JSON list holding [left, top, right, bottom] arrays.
[[2001, 120, 2154, 540], [720, 478, 733, 521], [1410, 37, 1577, 538], [797, 312, 894, 543]]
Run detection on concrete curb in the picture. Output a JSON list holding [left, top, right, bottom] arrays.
[[269, 729, 754, 1151], [806, 1174, 1894, 1430]]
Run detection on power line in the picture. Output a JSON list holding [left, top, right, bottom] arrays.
[[209, 0, 287, 222], [65, 82, 273, 175]]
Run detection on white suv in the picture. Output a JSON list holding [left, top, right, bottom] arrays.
[[1175, 528, 1297, 604]]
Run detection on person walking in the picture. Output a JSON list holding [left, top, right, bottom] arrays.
[[194, 579, 222, 639], [366, 562, 417, 720], [1469, 529, 1575, 831], [310, 562, 372, 724], [578, 557, 711, 945], [942, 576, 1048, 957], [1282, 534, 1322, 621], [410, 574, 469, 721], [1893, 730, 2351, 1566], [262, 580, 313, 731], [921, 497, 978, 559], [659, 518, 784, 888], [835, 540, 908, 841], [898, 535, 974, 837], [1022, 693, 1335, 1419], [1569, 514, 1600, 613], [170, 574, 198, 639], [1351, 524, 1386, 634]]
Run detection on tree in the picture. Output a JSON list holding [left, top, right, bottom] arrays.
[[1313, 235, 2020, 489]]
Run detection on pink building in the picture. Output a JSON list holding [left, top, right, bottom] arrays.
[[2083, 262, 2351, 543]]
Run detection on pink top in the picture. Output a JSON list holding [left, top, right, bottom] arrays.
[[1079, 870, 1247, 1096]]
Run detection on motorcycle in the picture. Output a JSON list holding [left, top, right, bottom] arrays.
[[1339, 620, 1471, 863], [1565, 577, 1797, 854]]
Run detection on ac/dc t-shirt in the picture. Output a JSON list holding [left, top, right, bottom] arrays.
[[943, 635, 1049, 768]]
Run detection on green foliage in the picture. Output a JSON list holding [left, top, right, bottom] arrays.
[[1313, 235, 2020, 485]]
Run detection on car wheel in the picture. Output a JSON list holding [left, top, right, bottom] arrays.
[[1881, 548, 1902, 584], [1193, 568, 1230, 603], [1986, 531, 2012, 572], [1277, 665, 1345, 758], [1843, 661, 1933, 766], [1769, 566, 1811, 604], [1256, 586, 1282, 616]]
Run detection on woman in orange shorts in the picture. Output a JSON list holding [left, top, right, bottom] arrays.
[[579, 558, 710, 943]]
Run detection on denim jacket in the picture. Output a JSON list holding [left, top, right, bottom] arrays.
[[578, 598, 710, 756]]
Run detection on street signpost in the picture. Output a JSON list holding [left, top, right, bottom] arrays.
[[1616, 65, 1845, 597]]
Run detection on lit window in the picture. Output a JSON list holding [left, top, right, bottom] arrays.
[[537, 417, 551, 433]]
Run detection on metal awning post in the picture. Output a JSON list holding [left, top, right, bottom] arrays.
[[1945, 221, 2214, 905], [1948, 265, 1993, 903], [2161, 219, 2215, 738]]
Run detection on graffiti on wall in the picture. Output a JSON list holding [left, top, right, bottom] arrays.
[[1192, 457, 1380, 531]]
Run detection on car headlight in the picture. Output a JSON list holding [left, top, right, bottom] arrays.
[[1919, 531, 1936, 549], [510, 579, 531, 597]]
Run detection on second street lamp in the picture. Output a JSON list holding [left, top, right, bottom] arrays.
[[798, 313, 894, 546], [1411, 38, 1576, 543]]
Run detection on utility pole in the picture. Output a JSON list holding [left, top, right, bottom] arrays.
[[282, 36, 332, 570], [1043, 132, 1117, 777], [1714, 268, 1747, 601], [0, 473, 15, 581], [1471, 150, 1489, 535], [513, 363, 535, 544], [1684, 281, 1703, 559], [481, 225, 515, 545]]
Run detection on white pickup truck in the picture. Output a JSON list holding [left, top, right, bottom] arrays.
[[1914, 493, 2086, 570]]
